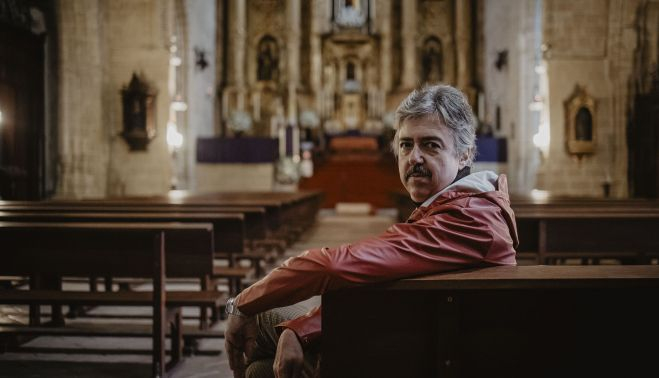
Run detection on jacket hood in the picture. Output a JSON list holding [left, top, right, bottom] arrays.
[[418, 170, 519, 249]]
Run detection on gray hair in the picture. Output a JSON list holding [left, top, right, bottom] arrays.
[[391, 84, 477, 166]]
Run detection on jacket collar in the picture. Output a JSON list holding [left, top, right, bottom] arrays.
[[407, 171, 504, 223]]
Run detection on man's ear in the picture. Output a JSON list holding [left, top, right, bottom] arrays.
[[458, 154, 468, 170]]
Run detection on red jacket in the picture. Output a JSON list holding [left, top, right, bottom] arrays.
[[236, 174, 519, 347]]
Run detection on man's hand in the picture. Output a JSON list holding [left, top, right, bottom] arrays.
[[273, 328, 306, 378], [225, 313, 258, 378]]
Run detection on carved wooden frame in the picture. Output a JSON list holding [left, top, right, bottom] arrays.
[[564, 85, 596, 156]]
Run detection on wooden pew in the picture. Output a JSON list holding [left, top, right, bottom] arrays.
[[514, 207, 659, 264], [165, 190, 323, 245], [322, 265, 659, 378], [0, 202, 276, 277], [0, 222, 223, 377], [0, 190, 323, 258], [0, 202, 270, 249], [390, 193, 659, 265], [0, 211, 252, 300]]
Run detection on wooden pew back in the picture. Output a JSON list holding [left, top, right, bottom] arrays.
[[0, 221, 213, 278], [322, 265, 659, 377], [0, 211, 244, 265], [0, 221, 212, 377], [0, 203, 267, 242]]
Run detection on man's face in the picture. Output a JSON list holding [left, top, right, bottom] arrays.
[[397, 116, 465, 203]]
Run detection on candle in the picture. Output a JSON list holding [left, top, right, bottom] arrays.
[[278, 124, 286, 158], [477, 92, 485, 121]]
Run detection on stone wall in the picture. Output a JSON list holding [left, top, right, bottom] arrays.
[[56, 0, 107, 198], [185, 0, 217, 191], [195, 163, 274, 193], [537, 0, 642, 197], [483, 0, 538, 194], [103, 0, 172, 197], [56, 0, 172, 198], [483, 0, 646, 198]]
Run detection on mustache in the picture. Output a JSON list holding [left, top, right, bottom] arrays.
[[405, 164, 431, 181]]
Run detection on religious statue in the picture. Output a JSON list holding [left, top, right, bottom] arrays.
[[421, 37, 443, 83], [575, 107, 593, 141], [257, 36, 278, 82]]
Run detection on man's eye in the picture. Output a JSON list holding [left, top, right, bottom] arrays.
[[399, 142, 413, 149], [424, 142, 440, 150]]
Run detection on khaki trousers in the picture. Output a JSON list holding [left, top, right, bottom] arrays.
[[246, 296, 321, 378]]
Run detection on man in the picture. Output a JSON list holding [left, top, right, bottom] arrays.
[[225, 84, 519, 378]]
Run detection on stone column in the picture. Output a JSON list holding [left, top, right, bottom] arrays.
[[215, 0, 225, 133], [310, 0, 322, 95], [455, 0, 472, 91], [379, 0, 392, 92], [231, 0, 246, 109], [287, 0, 300, 123], [287, 0, 300, 157], [57, 0, 106, 198], [401, 0, 417, 89]]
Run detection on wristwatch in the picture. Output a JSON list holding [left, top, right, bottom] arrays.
[[225, 296, 246, 317]]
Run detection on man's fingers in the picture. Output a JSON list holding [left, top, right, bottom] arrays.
[[226, 314, 258, 376], [225, 339, 245, 374], [244, 337, 258, 361]]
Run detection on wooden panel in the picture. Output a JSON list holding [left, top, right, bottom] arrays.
[[323, 266, 659, 377], [387, 265, 659, 290], [545, 218, 659, 253], [299, 152, 403, 209], [0, 204, 268, 240], [0, 222, 213, 277]]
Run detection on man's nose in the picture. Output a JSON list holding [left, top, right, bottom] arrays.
[[408, 144, 424, 164]]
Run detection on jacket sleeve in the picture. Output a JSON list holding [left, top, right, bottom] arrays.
[[236, 202, 509, 316], [275, 306, 321, 349]]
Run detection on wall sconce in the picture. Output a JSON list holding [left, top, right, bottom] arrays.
[[194, 47, 208, 71], [120, 73, 157, 151], [495, 50, 508, 71]]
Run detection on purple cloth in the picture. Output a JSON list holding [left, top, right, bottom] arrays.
[[475, 137, 507, 162], [197, 137, 279, 163]]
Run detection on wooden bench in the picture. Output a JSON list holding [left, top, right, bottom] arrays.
[[0, 190, 324, 266], [0, 197, 294, 254], [322, 265, 659, 377], [147, 190, 322, 245], [514, 207, 659, 264], [390, 193, 659, 265], [0, 202, 272, 251], [0, 210, 257, 295], [0, 222, 223, 377]]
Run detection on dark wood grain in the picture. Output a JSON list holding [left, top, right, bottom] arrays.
[[322, 265, 659, 378]]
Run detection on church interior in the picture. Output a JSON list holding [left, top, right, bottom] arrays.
[[1, 0, 658, 377]]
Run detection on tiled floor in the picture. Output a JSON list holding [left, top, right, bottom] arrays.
[[0, 210, 395, 377]]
